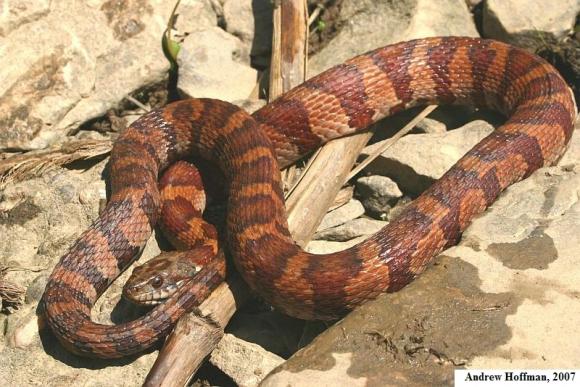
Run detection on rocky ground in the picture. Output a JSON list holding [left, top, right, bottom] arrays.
[[1, 0, 579, 386]]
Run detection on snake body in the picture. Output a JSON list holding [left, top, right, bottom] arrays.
[[42, 37, 576, 358], [123, 160, 223, 305]]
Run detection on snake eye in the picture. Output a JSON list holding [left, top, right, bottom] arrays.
[[150, 276, 163, 289]]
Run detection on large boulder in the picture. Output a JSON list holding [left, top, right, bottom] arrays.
[[483, 0, 580, 49], [263, 125, 580, 385], [0, 0, 217, 151]]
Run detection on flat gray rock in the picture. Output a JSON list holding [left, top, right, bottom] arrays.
[[316, 199, 366, 231], [222, 0, 273, 68], [210, 334, 283, 387], [177, 27, 258, 101], [356, 175, 403, 217], [263, 127, 580, 384], [483, 0, 580, 48], [314, 218, 388, 242], [363, 120, 495, 195]]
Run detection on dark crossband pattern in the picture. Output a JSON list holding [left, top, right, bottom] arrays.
[[42, 37, 576, 358]]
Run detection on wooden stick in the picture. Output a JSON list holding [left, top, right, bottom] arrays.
[[285, 132, 373, 246], [143, 274, 249, 387], [0, 139, 112, 190], [346, 105, 438, 180], [269, 0, 308, 99]]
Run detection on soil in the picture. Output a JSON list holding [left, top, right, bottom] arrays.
[[308, 0, 345, 55], [536, 34, 580, 108]]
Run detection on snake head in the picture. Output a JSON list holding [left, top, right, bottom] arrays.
[[123, 249, 210, 306]]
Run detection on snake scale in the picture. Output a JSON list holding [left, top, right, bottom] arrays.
[[42, 37, 576, 358]]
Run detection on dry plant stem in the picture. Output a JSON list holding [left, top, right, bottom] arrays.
[[307, 4, 323, 26], [272, 0, 308, 188], [0, 266, 25, 311], [0, 139, 112, 190], [346, 105, 438, 180], [125, 95, 150, 112], [269, 0, 308, 98], [146, 1, 310, 386], [286, 132, 374, 245]]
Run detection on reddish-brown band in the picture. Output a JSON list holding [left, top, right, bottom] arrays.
[[42, 37, 576, 358], [158, 161, 219, 252]]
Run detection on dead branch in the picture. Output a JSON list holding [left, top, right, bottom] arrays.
[[0, 265, 25, 312], [0, 139, 112, 190], [143, 274, 249, 387]]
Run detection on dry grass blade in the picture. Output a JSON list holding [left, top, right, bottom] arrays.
[[284, 147, 321, 199], [0, 139, 112, 190], [0, 266, 25, 312], [125, 95, 150, 112], [346, 105, 437, 180], [307, 3, 324, 26], [273, 0, 309, 196]]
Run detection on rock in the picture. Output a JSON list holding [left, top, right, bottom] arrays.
[[0, 0, 218, 151], [362, 120, 495, 195], [175, 0, 218, 30], [228, 310, 315, 358], [464, 0, 483, 9], [177, 27, 258, 102], [24, 274, 48, 304], [405, 0, 479, 39], [483, 0, 580, 49], [306, 235, 368, 255], [0, 0, 51, 37], [414, 117, 448, 134], [223, 0, 273, 68], [233, 98, 267, 114], [209, 333, 284, 387], [264, 160, 580, 384], [314, 218, 388, 242], [262, 353, 367, 387], [309, 0, 478, 76], [316, 199, 365, 231], [1, 164, 104, 272], [6, 305, 39, 349], [356, 175, 403, 217]]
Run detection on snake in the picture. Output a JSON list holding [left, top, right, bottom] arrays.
[[41, 37, 576, 358], [123, 160, 225, 305]]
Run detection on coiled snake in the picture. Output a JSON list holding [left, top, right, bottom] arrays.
[[42, 37, 576, 358]]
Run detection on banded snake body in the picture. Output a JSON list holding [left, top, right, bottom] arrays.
[[42, 37, 576, 358]]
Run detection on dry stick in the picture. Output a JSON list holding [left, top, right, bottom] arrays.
[[143, 274, 249, 387], [307, 3, 324, 26], [144, 1, 310, 386], [285, 133, 374, 245], [274, 0, 309, 192], [0, 139, 112, 190], [346, 105, 438, 181], [0, 266, 25, 311], [269, 0, 308, 97]]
